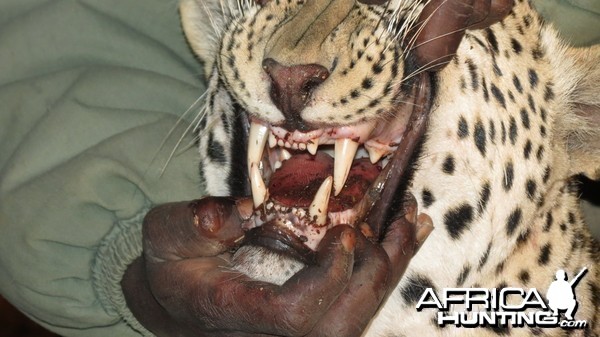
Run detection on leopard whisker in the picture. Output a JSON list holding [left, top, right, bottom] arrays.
[[383, 0, 427, 53], [144, 90, 206, 177], [200, 0, 226, 38], [402, 53, 455, 81], [373, 0, 395, 37], [395, 0, 443, 57], [408, 25, 470, 53], [158, 94, 210, 177]]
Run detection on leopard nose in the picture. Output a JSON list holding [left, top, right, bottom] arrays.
[[263, 58, 329, 131]]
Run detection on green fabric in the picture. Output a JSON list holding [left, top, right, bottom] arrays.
[[0, 0, 598, 337], [0, 1, 206, 336], [533, 0, 600, 46]]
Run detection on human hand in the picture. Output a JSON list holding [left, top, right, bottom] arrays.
[[121, 196, 431, 337], [412, 0, 514, 71]]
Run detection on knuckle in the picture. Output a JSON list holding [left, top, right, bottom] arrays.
[[282, 310, 315, 336]]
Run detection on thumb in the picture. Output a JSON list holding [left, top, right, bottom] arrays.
[[143, 197, 252, 261]]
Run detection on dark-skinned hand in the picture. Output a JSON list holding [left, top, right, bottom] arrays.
[[122, 196, 429, 337]]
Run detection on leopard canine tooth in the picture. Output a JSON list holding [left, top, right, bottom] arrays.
[[250, 163, 268, 208], [309, 176, 332, 226], [247, 122, 269, 208], [247, 122, 269, 172], [334, 138, 359, 196]]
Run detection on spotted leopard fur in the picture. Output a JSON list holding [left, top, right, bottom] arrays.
[[180, 0, 600, 335]]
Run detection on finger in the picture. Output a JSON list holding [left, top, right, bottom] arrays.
[[414, 213, 434, 255], [151, 226, 357, 336], [308, 232, 390, 337], [412, 0, 474, 71], [469, 0, 515, 29], [381, 195, 418, 289], [412, 0, 514, 71], [310, 202, 424, 337], [469, 0, 492, 27], [143, 197, 251, 261]]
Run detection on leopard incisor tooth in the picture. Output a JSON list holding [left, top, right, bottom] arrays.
[[334, 138, 359, 196], [250, 163, 267, 207], [309, 176, 332, 226], [268, 132, 277, 148]]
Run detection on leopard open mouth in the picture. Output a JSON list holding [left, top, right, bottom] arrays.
[[242, 73, 432, 260]]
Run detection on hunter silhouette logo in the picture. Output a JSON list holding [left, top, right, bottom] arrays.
[[416, 268, 589, 330], [546, 268, 588, 321]]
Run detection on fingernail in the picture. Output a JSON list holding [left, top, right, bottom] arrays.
[[401, 193, 418, 224], [235, 198, 254, 221], [404, 204, 417, 225], [415, 213, 434, 253], [190, 200, 219, 233], [341, 230, 356, 252], [359, 223, 374, 239]]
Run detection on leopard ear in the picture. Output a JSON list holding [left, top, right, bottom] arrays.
[[564, 45, 600, 180], [180, 0, 237, 78]]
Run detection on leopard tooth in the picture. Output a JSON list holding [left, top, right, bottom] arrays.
[[250, 163, 268, 208], [309, 176, 332, 226], [307, 139, 319, 155], [365, 144, 387, 164], [268, 132, 277, 148], [281, 148, 292, 160], [334, 138, 359, 196], [247, 122, 269, 173]]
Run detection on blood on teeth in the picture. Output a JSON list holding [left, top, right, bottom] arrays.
[[269, 133, 277, 148], [247, 121, 395, 218], [309, 176, 332, 226], [365, 144, 387, 164]]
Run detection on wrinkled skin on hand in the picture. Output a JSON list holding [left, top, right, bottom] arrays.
[[122, 196, 423, 337]]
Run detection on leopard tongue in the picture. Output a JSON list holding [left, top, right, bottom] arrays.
[[267, 152, 381, 212]]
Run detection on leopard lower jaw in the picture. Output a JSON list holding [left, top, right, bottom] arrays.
[[243, 195, 361, 251]]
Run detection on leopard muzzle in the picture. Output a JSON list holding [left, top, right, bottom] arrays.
[[242, 71, 432, 262]]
